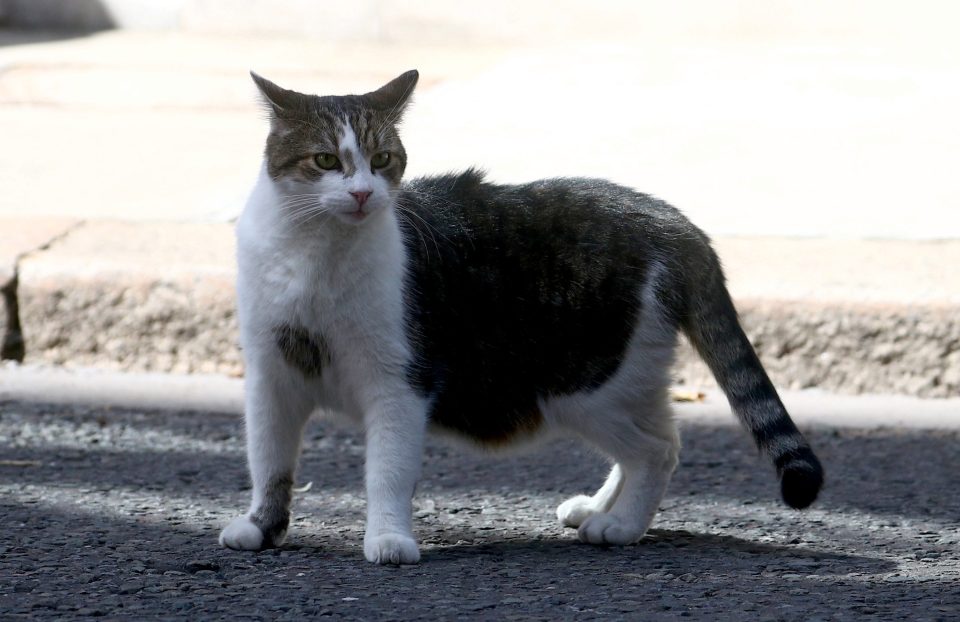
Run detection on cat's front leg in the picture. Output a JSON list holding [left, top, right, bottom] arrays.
[[362, 394, 427, 565], [220, 366, 313, 551]]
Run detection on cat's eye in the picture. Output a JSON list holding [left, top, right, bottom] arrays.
[[371, 152, 391, 169], [314, 153, 340, 170]]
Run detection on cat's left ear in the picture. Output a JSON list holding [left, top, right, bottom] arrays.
[[250, 71, 310, 119], [363, 70, 419, 118]]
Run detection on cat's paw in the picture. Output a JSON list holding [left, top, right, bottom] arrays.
[[364, 533, 420, 565], [219, 515, 267, 551], [557, 495, 602, 528], [577, 513, 644, 546]]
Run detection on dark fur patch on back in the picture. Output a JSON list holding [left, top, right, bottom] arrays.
[[398, 171, 692, 445], [274, 324, 331, 377]]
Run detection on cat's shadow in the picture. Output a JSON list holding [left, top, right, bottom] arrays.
[[292, 526, 893, 577]]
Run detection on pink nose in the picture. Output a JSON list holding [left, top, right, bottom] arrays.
[[349, 191, 372, 208]]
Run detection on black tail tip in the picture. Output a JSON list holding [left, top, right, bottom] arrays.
[[779, 451, 824, 510]]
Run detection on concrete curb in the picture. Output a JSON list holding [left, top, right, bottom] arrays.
[[0, 217, 81, 361], [3, 219, 957, 398], [14, 220, 241, 376], [674, 302, 960, 397]]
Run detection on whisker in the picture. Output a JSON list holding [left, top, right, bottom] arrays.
[[279, 201, 334, 228], [398, 190, 473, 247], [394, 209, 431, 263], [288, 206, 333, 227], [394, 201, 446, 258]]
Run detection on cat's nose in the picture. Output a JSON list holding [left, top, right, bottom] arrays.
[[349, 191, 372, 208]]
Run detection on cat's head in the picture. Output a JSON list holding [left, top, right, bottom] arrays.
[[251, 70, 418, 226]]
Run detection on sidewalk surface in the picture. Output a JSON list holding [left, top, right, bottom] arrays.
[[0, 3, 958, 398]]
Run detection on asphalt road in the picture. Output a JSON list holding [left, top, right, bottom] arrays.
[[1, 398, 958, 620]]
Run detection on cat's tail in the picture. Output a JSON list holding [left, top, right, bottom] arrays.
[[677, 244, 823, 509]]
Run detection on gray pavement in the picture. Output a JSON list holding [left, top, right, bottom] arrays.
[[1, 378, 959, 620]]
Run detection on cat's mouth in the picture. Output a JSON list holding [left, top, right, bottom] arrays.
[[341, 208, 369, 223]]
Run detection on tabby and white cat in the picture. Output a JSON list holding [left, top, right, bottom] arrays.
[[219, 70, 823, 564]]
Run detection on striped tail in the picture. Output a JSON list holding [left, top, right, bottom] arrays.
[[679, 248, 823, 509]]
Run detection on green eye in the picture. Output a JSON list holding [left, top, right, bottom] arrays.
[[371, 152, 391, 169], [314, 153, 340, 170]]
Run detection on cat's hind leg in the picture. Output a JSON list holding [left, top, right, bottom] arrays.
[[573, 403, 679, 546], [570, 262, 681, 544], [556, 464, 624, 528], [220, 366, 314, 551]]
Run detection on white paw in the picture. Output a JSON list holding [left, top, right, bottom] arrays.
[[219, 515, 265, 551], [557, 494, 602, 528], [364, 533, 420, 565], [577, 513, 644, 546]]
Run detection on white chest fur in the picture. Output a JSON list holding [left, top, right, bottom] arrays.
[[235, 169, 413, 416]]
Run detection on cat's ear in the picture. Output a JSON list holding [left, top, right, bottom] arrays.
[[363, 70, 419, 118], [250, 71, 309, 118]]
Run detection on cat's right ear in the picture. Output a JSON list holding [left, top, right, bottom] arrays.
[[250, 71, 307, 119], [363, 70, 419, 117]]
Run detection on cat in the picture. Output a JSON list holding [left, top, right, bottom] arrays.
[[219, 69, 824, 565]]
